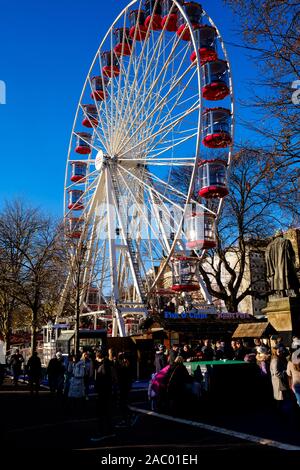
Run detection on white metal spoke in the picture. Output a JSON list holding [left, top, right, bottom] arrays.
[[119, 157, 195, 165], [114, 18, 182, 149], [117, 103, 199, 159], [86, 76, 111, 152], [146, 130, 198, 161], [145, 167, 200, 206], [141, 79, 199, 159], [139, 44, 192, 145], [118, 77, 198, 158], [116, 52, 195, 154], [118, 164, 185, 213], [116, 167, 168, 253]]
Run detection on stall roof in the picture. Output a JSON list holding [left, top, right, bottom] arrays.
[[232, 322, 276, 338], [57, 330, 74, 342]]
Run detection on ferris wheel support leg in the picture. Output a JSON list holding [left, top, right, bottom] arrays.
[[107, 167, 146, 306], [112, 306, 125, 337], [195, 268, 214, 306], [105, 167, 126, 336]]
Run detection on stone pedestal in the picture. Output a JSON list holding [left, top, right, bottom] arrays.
[[262, 297, 300, 344]]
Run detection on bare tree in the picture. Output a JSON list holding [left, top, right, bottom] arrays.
[[64, 238, 89, 354], [224, 0, 300, 168], [0, 200, 66, 353], [57, 221, 105, 353]]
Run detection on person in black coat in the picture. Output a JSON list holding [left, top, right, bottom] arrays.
[[9, 349, 24, 386], [116, 353, 133, 426], [47, 352, 65, 395], [91, 351, 114, 441], [232, 340, 246, 361], [168, 344, 179, 365], [167, 356, 191, 416], [27, 351, 42, 395], [154, 345, 167, 372]]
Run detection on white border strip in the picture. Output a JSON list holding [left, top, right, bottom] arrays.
[[129, 406, 300, 451]]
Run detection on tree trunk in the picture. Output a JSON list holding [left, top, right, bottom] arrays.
[[3, 310, 12, 352], [31, 309, 38, 354], [224, 297, 239, 313], [74, 290, 80, 355], [5, 324, 12, 353]]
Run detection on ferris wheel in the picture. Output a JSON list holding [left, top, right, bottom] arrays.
[[60, 0, 234, 337]]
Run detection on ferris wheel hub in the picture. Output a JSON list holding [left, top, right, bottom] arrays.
[[95, 149, 107, 171]]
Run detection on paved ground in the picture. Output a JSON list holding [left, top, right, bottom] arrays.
[[1, 376, 300, 464]]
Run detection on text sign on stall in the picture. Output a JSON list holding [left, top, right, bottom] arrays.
[[164, 311, 208, 320], [217, 312, 252, 319]]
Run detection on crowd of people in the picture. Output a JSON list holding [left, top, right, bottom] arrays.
[[149, 336, 300, 416], [43, 348, 135, 439], [4, 334, 300, 438], [5, 347, 135, 441]]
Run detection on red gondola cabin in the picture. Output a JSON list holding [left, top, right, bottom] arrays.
[[68, 190, 84, 210], [161, 0, 184, 32], [202, 60, 230, 101], [129, 10, 148, 41], [198, 159, 228, 199], [144, 0, 163, 31], [101, 51, 120, 78], [82, 104, 98, 128], [186, 212, 216, 250], [75, 132, 92, 154], [202, 107, 232, 148], [171, 255, 199, 292], [68, 218, 84, 239], [90, 76, 108, 101], [70, 162, 87, 183], [177, 2, 202, 41], [190, 25, 218, 64], [114, 28, 132, 56]]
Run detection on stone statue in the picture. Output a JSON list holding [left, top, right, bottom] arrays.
[[265, 230, 299, 297]]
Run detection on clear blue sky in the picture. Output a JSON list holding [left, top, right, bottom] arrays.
[[0, 0, 258, 217]]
